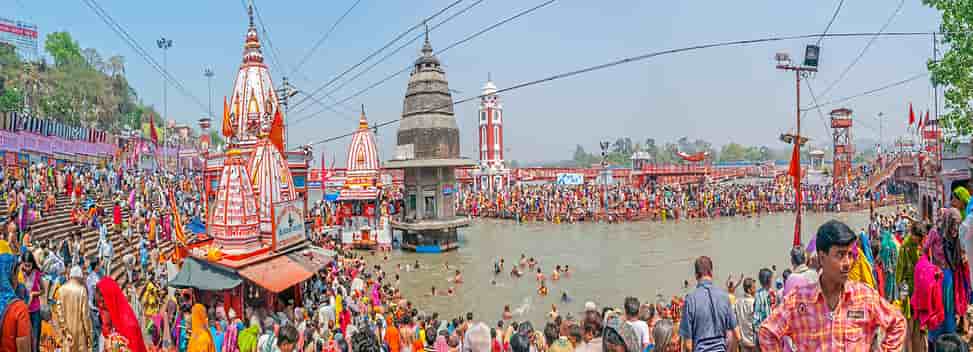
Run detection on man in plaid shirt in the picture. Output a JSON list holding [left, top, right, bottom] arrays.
[[758, 220, 906, 351]]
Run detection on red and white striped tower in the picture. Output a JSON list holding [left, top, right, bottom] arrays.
[[475, 76, 509, 190]]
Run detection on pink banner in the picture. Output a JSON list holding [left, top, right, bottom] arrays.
[[0, 130, 117, 156]]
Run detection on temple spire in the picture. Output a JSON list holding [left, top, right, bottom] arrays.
[[359, 104, 369, 130], [247, 0, 255, 28]]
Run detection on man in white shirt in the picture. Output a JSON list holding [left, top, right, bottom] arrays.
[[623, 297, 650, 351]]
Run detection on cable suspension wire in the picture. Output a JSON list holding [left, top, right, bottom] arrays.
[[802, 80, 833, 140], [290, 0, 365, 77], [303, 32, 949, 147], [815, 0, 906, 100], [802, 72, 928, 112], [290, 0, 555, 126], [291, 0, 466, 110], [290, 0, 489, 117], [816, 0, 845, 46], [246, 0, 287, 75], [80, 0, 209, 114]]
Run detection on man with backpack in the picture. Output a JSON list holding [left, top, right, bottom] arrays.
[[678, 256, 738, 352]]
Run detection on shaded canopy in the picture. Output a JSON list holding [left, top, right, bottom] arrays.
[[168, 256, 242, 291]]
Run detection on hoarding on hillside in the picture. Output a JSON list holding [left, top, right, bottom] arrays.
[[0, 17, 38, 59]]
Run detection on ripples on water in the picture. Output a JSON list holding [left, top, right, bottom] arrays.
[[376, 208, 881, 324]]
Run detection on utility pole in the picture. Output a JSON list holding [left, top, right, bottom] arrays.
[[876, 112, 884, 153], [775, 47, 818, 247], [275, 76, 298, 150], [204, 68, 214, 119]]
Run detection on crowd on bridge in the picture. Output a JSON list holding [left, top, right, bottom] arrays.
[[458, 175, 900, 224]]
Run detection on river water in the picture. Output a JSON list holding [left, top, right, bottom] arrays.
[[376, 209, 881, 324]]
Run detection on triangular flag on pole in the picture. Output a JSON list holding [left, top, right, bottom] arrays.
[[269, 108, 285, 153], [787, 140, 802, 246], [222, 96, 233, 137], [149, 114, 159, 145], [908, 103, 915, 125], [918, 109, 925, 131]]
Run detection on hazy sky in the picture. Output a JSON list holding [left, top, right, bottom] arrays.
[[3, 0, 943, 165]]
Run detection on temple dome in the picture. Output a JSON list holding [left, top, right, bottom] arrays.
[[225, 3, 281, 142], [397, 33, 460, 160], [346, 107, 380, 174], [248, 138, 297, 239], [209, 149, 261, 255]]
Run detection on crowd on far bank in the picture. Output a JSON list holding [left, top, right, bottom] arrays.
[[459, 175, 904, 224]]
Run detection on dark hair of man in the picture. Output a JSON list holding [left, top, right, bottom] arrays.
[[603, 328, 626, 351], [758, 268, 773, 288], [543, 322, 558, 346], [742, 278, 755, 294], [694, 256, 713, 278], [467, 312, 474, 321], [815, 220, 856, 254], [278, 324, 299, 345], [789, 247, 806, 267], [623, 297, 639, 317], [934, 333, 968, 352], [583, 311, 603, 338]]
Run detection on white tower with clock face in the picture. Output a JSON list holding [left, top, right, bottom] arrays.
[[474, 77, 510, 191]]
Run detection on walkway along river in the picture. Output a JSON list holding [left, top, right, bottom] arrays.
[[379, 208, 884, 323]]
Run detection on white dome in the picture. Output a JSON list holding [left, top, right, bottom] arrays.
[[482, 80, 497, 96]]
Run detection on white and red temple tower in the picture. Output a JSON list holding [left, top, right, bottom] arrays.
[[474, 77, 509, 190], [208, 149, 261, 255]]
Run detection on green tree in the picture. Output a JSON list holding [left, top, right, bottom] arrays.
[[209, 130, 225, 147], [719, 143, 747, 161], [0, 89, 22, 112], [44, 32, 83, 67], [924, 0, 973, 144]]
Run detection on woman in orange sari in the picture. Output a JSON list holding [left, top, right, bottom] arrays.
[[187, 304, 215, 352]]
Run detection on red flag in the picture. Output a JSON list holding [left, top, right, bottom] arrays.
[[918, 109, 925, 131], [269, 108, 285, 153], [924, 110, 930, 128], [908, 103, 915, 125], [787, 140, 802, 246], [222, 96, 233, 137], [149, 114, 159, 145]]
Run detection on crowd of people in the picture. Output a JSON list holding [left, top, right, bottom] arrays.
[[458, 175, 899, 224], [0, 148, 965, 352]]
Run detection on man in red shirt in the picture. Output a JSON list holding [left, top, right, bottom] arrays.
[[758, 220, 906, 350], [0, 252, 31, 352]]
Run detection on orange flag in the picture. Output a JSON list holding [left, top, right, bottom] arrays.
[[149, 114, 159, 145], [908, 103, 915, 125], [787, 140, 802, 246], [222, 96, 233, 137], [270, 107, 285, 153]]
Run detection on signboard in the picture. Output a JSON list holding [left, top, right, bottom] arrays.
[[442, 184, 454, 196], [394, 144, 415, 160], [273, 199, 306, 249], [0, 18, 38, 59], [556, 173, 584, 185]]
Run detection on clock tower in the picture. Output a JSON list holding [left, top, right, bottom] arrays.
[[475, 76, 510, 191]]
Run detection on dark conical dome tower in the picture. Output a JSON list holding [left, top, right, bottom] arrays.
[[397, 31, 460, 159], [385, 29, 474, 253]]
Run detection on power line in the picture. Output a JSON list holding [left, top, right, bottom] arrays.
[[291, 0, 466, 110], [289, 0, 490, 121], [80, 0, 209, 115], [802, 72, 928, 111], [816, 0, 906, 99], [816, 0, 845, 46], [802, 80, 832, 140], [290, 0, 365, 77], [305, 32, 948, 147], [290, 0, 555, 126], [246, 0, 287, 75]]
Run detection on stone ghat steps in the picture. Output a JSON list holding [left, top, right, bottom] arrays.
[[28, 194, 174, 290]]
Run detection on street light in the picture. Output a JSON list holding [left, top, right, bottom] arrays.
[[774, 44, 820, 248], [874, 112, 884, 153], [156, 37, 173, 120], [204, 68, 214, 120]]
